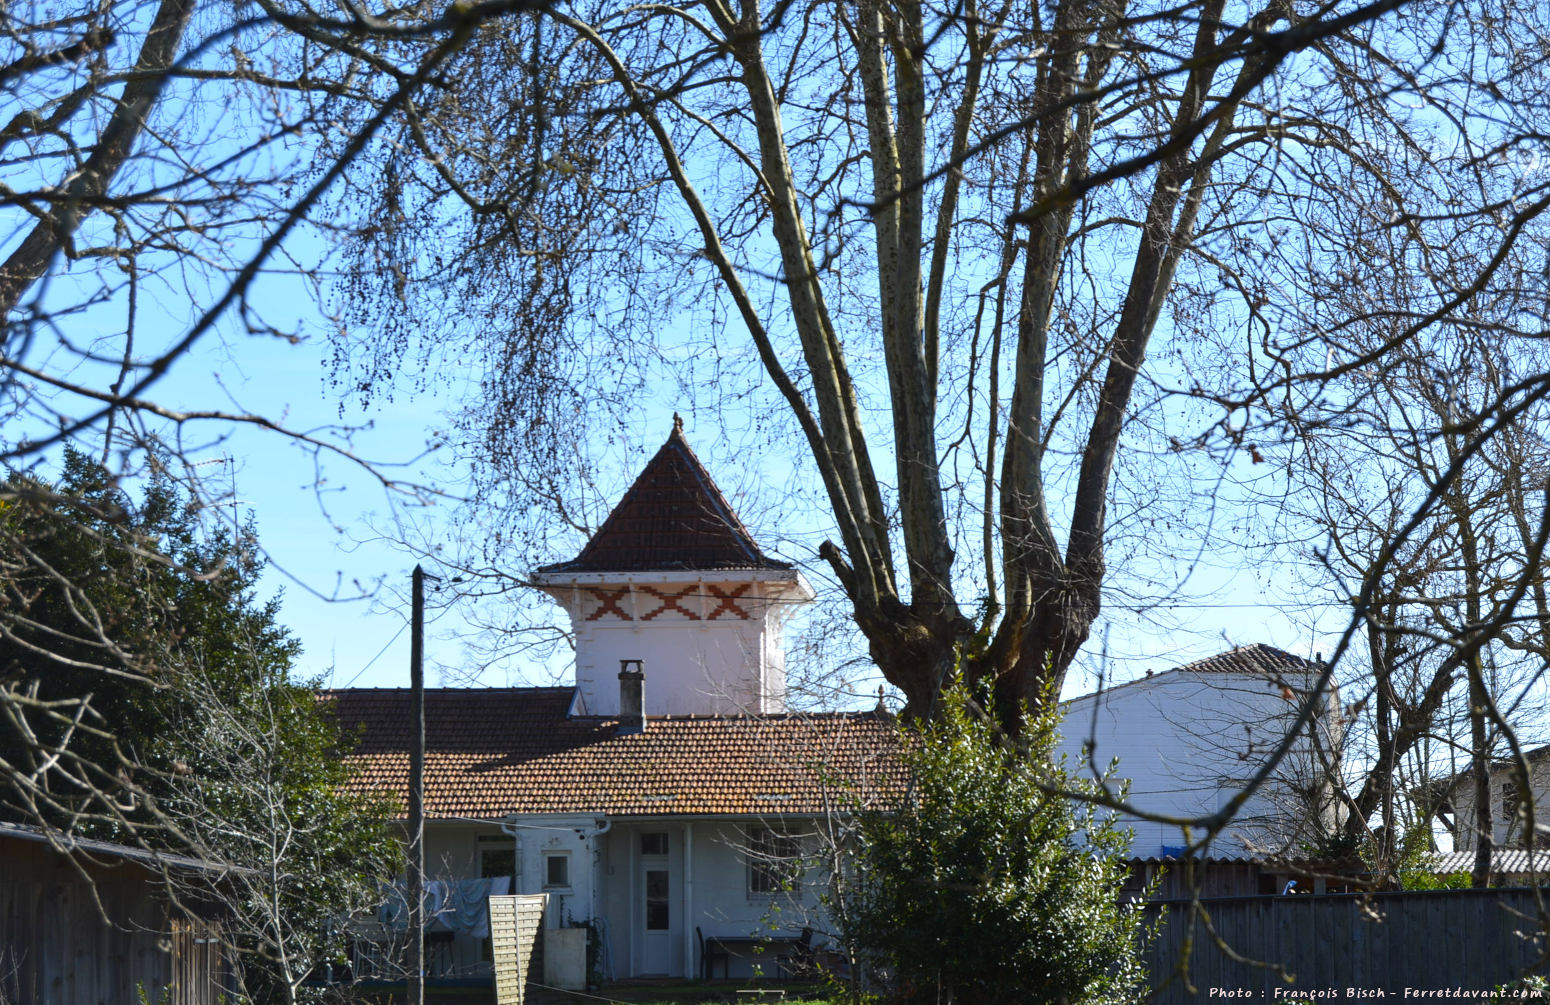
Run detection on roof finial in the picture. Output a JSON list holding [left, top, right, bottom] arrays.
[[672, 412, 684, 435]]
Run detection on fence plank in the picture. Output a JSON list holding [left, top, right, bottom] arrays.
[[490, 893, 548, 1005], [1144, 889, 1550, 1003]]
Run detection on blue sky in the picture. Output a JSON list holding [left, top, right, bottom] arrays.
[[145, 287, 1346, 702], [0, 205, 1350, 704], [0, 20, 1356, 704]]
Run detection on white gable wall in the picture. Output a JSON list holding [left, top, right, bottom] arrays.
[[1449, 756, 1550, 851], [1056, 670, 1338, 858]]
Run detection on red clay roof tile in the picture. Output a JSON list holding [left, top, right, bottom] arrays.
[[325, 687, 903, 819], [538, 422, 791, 574]]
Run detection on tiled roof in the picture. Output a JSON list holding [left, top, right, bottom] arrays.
[[1065, 644, 1322, 704], [1173, 644, 1318, 677], [325, 687, 903, 819], [1428, 849, 1550, 875], [538, 421, 791, 574]]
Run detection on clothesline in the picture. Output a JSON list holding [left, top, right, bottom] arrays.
[[379, 875, 515, 939]]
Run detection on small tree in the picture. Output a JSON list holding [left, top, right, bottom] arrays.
[[156, 653, 401, 1004], [841, 689, 1150, 1004]]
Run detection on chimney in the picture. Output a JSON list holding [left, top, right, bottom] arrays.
[[618, 659, 645, 735]]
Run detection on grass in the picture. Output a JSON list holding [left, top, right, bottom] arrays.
[[577, 980, 835, 1004]]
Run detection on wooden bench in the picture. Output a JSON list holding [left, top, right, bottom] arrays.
[[698, 927, 811, 979]]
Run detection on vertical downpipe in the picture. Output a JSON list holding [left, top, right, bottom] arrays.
[[682, 824, 695, 979]]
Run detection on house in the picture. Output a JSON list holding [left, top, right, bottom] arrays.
[[1426, 742, 1550, 880], [1054, 644, 1349, 897], [0, 822, 231, 1004], [329, 423, 1350, 991], [329, 422, 903, 985]]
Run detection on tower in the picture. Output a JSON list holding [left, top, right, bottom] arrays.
[[531, 421, 813, 716]]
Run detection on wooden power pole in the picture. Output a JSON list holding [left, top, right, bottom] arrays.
[[408, 564, 426, 1005]]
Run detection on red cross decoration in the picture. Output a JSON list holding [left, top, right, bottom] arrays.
[[640, 586, 702, 621], [705, 583, 753, 620], [584, 588, 633, 622]]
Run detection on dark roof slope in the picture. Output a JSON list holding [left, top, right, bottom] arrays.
[[1173, 644, 1317, 677], [325, 687, 902, 818], [1063, 644, 1321, 705], [538, 421, 790, 574], [0, 821, 239, 875]]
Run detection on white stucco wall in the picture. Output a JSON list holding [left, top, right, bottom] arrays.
[[407, 818, 603, 979], [595, 819, 826, 980], [418, 815, 827, 981], [1055, 670, 1339, 858], [534, 572, 811, 717], [1450, 756, 1550, 850]]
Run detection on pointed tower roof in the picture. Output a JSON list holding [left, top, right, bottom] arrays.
[[538, 418, 792, 574]]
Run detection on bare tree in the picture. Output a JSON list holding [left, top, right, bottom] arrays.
[[331, 0, 1550, 741], [0, 0, 555, 853], [157, 652, 401, 1005], [1267, 231, 1550, 886]]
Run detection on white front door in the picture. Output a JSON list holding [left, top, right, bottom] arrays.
[[638, 830, 677, 975]]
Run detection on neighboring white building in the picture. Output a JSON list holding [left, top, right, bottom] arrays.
[[1056, 645, 1345, 894], [1434, 744, 1550, 856], [329, 423, 901, 986], [329, 424, 1350, 988]]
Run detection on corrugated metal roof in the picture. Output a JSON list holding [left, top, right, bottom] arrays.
[[1128, 852, 1359, 868], [325, 687, 903, 818], [537, 422, 792, 575]]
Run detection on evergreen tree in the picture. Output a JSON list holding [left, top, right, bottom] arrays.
[[0, 451, 399, 1002]]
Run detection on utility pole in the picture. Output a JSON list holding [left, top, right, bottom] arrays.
[[408, 565, 426, 1005]]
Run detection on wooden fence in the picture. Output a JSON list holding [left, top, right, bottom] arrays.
[[489, 893, 548, 1005], [1143, 889, 1550, 1003]]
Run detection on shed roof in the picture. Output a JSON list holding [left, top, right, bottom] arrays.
[[0, 821, 240, 875], [326, 687, 902, 818], [537, 420, 791, 575]]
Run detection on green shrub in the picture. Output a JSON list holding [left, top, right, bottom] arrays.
[[839, 688, 1153, 1004]]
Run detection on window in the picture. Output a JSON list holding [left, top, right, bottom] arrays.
[[481, 847, 516, 880], [1502, 779, 1529, 841], [641, 832, 669, 856], [645, 869, 670, 930], [544, 852, 571, 890], [1502, 780, 1522, 819], [478, 836, 517, 962], [478, 835, 516, 883], [746, 826, 802, 896]]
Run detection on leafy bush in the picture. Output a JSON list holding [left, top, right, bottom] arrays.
[[839, 689, 1153, 1004]]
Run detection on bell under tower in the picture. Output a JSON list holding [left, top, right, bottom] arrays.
[[531, 420, 813, 716]]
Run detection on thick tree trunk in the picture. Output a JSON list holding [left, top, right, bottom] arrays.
[[574, 0, 1282, 729], [1469, 663, 1494, 888]]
